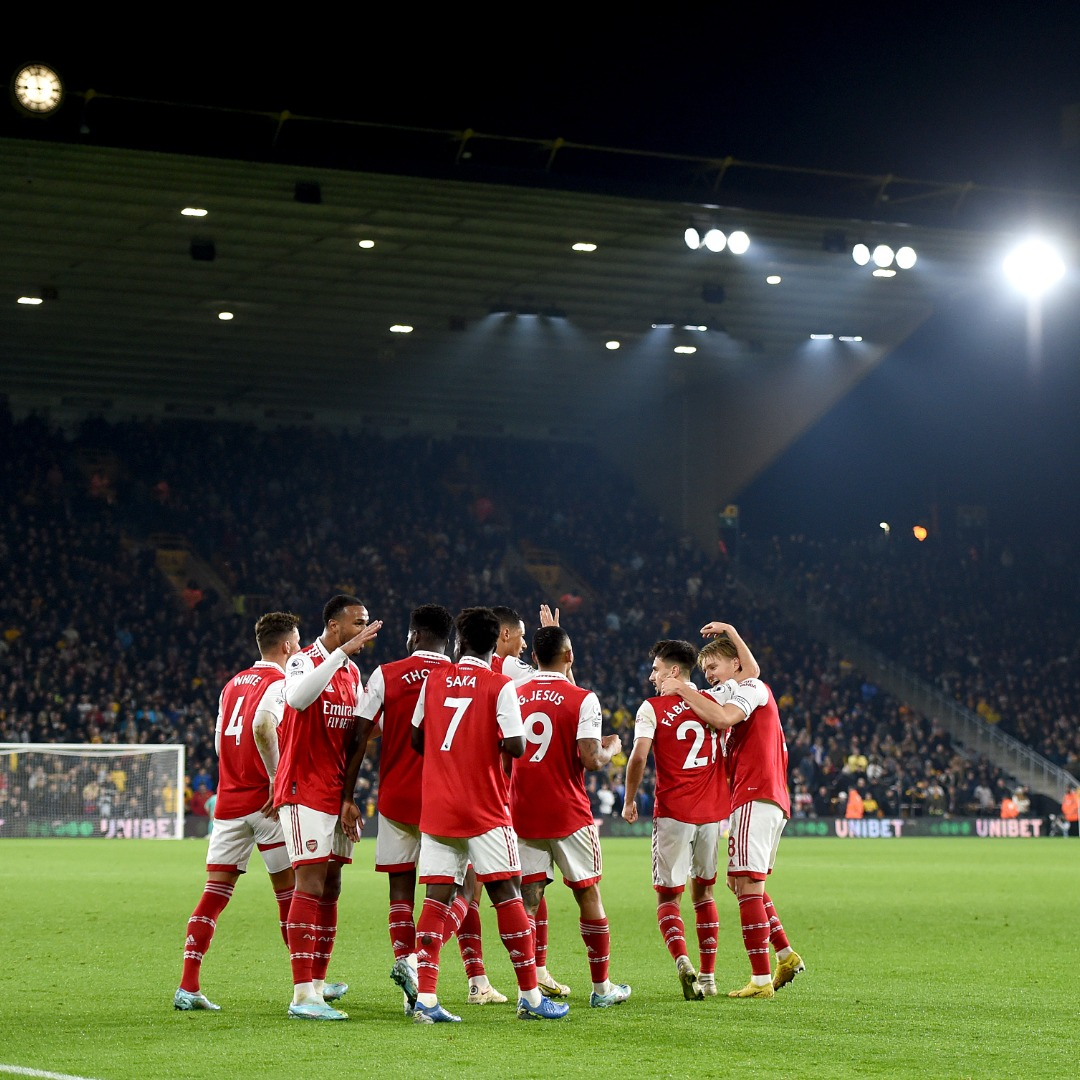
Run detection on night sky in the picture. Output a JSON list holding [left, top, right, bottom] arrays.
[[6, 14, 1080, 543]]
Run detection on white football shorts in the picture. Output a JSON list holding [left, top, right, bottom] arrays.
[[206, 810, 291, 875], [651, 815, 720, 891], [727, 800, 786, 879], [419, 825, 520, 885], [375, 813, 421, 873], [279, 803, 354, 866], [519, 823, 603, 888]]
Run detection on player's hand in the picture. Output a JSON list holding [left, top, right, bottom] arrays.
[[342, 620, 383, 656], [260, 789, 278, 819], [660, 675, 686, 697], [540, 604, 560, 627], [601, 733, 622, 756], [700, 621, 733, 638], [340, 800, 364, 841], [622, 800, 638, 823]]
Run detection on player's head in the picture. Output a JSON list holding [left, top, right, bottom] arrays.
[[532, 625, 572, 671], [408, 603, 454, 655], [491, 604, 526, 658], [322, 593, 370, 651], [648, 639, 697, 693], [455, 606, 500, 661], [697, 635, 741, 688], [254, 611, 301, 667]]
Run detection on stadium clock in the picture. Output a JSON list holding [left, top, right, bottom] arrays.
[[11, 63, 64, 117]]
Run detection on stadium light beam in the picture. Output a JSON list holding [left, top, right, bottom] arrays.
[[1003, 238, 1066, 297]]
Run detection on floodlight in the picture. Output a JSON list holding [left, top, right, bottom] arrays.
[[1002, 238, 1066, 296]]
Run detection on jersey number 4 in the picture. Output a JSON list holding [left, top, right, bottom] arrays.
[[224, 697, 245, 746]]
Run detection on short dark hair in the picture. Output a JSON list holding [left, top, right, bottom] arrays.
[[410, 603, 454, 643], [456, 606, 500, 656], [491, 605, 523, 628], [254, 611, 300, 653], [532, 625, 570, 666], [650, 639, 697, 671], [323, 593, 363, 626]]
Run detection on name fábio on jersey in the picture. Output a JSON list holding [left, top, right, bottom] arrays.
[[322, 699, 355, 728], [659, 699, 693, 725]]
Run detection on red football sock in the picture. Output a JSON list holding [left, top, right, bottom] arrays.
[[493, 896, 537, 992], [694, 897, 719, 975], [445, 894, 469, 940], [457, 899, 486, 978], [274, 887, 293, 948], [310, 898, 337, 982], [286, 890, 321, 987], [416, 897, 451, 995], [656, 892, 687, 961], [535, 894, 549, 969], [763, 892, 791, 951], [389, 900, 416, 960], [579, 917, 610, 985], [737, 893, 772, 977], [180, 881, 234, 992]]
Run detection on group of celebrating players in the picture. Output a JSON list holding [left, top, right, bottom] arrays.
[[173, 595, 804, 1023]]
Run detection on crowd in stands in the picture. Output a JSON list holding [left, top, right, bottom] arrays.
[[2, 401, 1073, 829]]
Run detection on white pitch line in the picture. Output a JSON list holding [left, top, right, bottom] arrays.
[[0, 1066, 104, 1080]]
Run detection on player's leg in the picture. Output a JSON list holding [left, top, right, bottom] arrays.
[[762, 817, 804, 990], [311, 860, 344, 1000], [176, 869, 237, 1010], [553, 824, 627, 1007], [376, 814, 422, 1010], [175, 816, 251, 1010], [688, 821, 721, 996], [454, 864, 503, 1000], [652, 816, 702, 1001], [727, 801, 785, 999], [474, 826, 567, 1020], [280, 805, 347, 1019], [413, 833, 466, 1023], [254, 809, 294, 948], [519, 839, 568, 998]]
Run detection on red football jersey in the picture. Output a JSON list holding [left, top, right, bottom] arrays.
[[510, 672, 602, 839], [723, 678, 790, 816], [214, 661, 284, 818], [635, 694, 728, 824], [358, 650, 451, 825], [275, 638, 363, 816], [412, 656, 524, 838]]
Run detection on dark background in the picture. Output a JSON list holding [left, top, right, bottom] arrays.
[[6, 12, 1080, 543]]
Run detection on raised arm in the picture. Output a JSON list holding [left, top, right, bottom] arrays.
[[699, 621, 761, 679]]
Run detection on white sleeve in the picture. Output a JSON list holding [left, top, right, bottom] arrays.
[[496, 680, 525, 739], [634, 700, 658, 741], [214, 688, 225, 756], [357, 666, 386, 725], [504, 655, 538, 687], [285, 648, 345, 711], [257, 681, 286, 725], [410, 687, 426, 731], [729, 677, 769, 719], [702, 679, 739, 705], [576, 691, 603, 741]]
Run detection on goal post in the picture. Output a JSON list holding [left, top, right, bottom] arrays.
[[0, 743, 186, 839]]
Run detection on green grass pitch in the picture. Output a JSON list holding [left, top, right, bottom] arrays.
[[0, 836, 1075, 1079]]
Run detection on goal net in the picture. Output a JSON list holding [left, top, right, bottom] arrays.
[[0, 743, 185, 839]]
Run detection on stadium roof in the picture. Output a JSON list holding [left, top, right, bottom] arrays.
[[1, 84, 1068, 540]]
